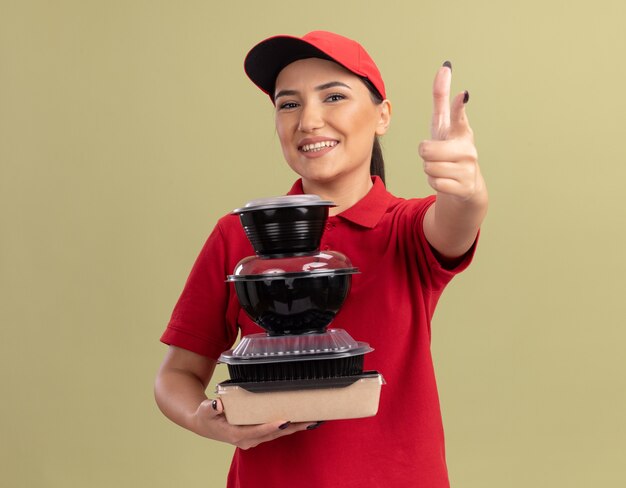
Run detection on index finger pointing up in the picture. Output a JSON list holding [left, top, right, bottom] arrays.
[[431, 62, 452, 140]]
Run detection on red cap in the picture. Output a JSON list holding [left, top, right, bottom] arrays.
[[244, 31, 386, 102]]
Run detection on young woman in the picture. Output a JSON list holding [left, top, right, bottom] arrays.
[[155, 31, 487, 488]]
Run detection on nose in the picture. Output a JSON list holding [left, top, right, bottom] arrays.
[[298, 102, 324, 133]]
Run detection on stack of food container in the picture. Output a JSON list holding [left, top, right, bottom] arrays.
[[216, 195, 384, 425]]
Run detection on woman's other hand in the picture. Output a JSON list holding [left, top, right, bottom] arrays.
[[193, 397, 313, 450], [155, 346, 314, 450]]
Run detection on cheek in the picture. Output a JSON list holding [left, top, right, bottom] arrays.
[[339, 106, 379, 138], [275, 123, 300, 169], [275, 119, 295, 151]]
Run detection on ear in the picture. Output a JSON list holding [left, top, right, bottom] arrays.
[[375, 100, 392, 136]]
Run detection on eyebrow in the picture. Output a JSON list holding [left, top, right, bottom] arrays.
[[274, 81, 352, 100]]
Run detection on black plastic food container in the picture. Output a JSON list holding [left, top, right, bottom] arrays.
[[218, 329, 373, 382], [228, 251, 359, 335], [230, 270, 355, 335], [232, 195, 335, 256], [226, 354, 365, 382]]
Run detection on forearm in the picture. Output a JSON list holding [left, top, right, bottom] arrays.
[[154, 351, 217, 437], [154, 371, 207, 433], [154, 346, 314, 448], [424, 186, 488, 258]]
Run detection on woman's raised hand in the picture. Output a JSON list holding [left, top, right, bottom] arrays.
[[420, 62, 488, 258], [419, 62, 484, 203]]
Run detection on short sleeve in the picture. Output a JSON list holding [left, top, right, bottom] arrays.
[[160, 222, 239, 359], [408, 195, 478, 292]]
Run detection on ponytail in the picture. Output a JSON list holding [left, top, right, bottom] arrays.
[[370, 137, 385, 185], [360, 77, 386, 186]]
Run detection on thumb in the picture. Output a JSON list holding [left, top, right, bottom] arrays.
[[448, 90, 472, 139], [199, 398, 224, 417]]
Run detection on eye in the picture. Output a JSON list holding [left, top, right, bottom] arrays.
[[325, 93, 346, 103], [277, 101, 299, 110]]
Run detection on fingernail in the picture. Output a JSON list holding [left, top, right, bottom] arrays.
[[211, 399, 218, 411], [463, 90, 470, 104], [279, 422, 291, 430], [306, 421, 325, 430], [443, 60, 452, 70]]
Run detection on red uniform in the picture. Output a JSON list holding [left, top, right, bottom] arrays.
[[161, 176, 476, 488]]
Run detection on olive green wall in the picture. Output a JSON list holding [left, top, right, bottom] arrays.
[[2, 1, 625, 486]]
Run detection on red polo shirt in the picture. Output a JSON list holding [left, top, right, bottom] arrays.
[[161, 176, 476, 488]]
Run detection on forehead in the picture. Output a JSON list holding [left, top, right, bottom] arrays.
[[275, 58, 359, 90]]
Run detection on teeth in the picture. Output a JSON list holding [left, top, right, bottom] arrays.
[[300, 141, 338, 152]]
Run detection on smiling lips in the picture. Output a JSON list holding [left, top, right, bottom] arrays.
[[298, 140, 339, 156]]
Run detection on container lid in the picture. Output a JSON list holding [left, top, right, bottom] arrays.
[[216, 371, 384, 393], [227, 250, 359, 281], [218, 328, 373, 364], [232, 194, 336, 214]]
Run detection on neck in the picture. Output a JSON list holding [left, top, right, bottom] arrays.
[[302, 173, 374, 216]]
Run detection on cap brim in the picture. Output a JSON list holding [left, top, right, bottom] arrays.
[[244, 36, 334, 99]]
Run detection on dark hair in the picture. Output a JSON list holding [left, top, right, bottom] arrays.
[[371, 137, 385, 184], [360, 77, 386, 185]]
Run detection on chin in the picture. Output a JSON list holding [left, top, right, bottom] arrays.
[[288, 163, 338, 184]]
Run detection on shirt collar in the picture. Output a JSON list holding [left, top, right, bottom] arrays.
[[286, 176, 392, 229]]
